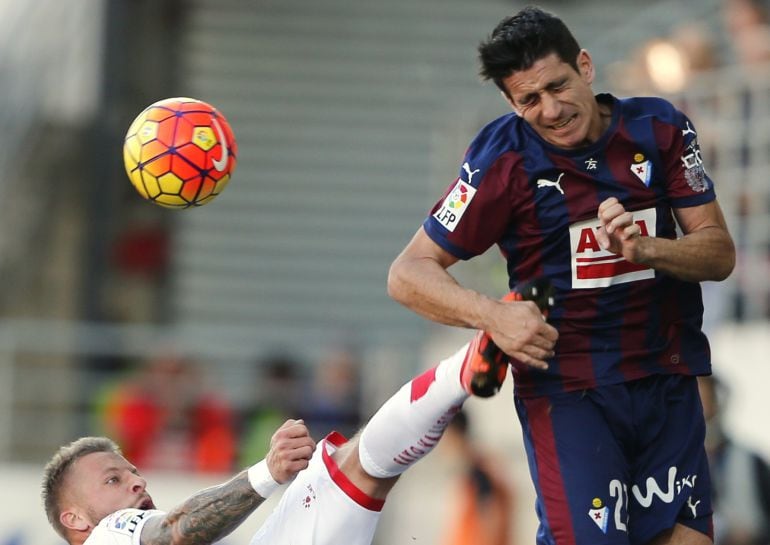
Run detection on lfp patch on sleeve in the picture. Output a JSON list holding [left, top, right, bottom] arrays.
[[432, 179, 477, 232]]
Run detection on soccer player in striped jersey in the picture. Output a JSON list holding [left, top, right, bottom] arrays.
[[388, 6, 735, 545]]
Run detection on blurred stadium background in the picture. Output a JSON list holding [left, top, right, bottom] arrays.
[[2, 0, 769, 544]]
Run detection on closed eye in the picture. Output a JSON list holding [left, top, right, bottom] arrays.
[[546, 78, 568, 92], [517, 94, 537, 107]]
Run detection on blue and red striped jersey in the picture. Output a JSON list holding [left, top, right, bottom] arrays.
[[423, 94, 716, 397]]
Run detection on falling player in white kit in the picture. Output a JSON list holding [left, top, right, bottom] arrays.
[[42, 324, 545, 545]]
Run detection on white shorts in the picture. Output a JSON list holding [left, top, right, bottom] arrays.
[[249, 432, 383, 545]]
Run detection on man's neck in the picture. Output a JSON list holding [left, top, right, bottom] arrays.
[[68, 529, 89, 545]]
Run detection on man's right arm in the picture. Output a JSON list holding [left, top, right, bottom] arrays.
[[388, 227, 557, 369], [388, 227, 487, 327], [139, 419, 315, 545]]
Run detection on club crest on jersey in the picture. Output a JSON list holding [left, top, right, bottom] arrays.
[[433, 177, 477, 232], [630, 153, 652, 187], [569, 208, 656, 288], [588, 498, 609, 533], [302, 483, 317, 509]]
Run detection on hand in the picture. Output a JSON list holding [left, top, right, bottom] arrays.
[[265, 419, 316, 483], [596, 197, 645, 262], [485, 298, 558, 370]]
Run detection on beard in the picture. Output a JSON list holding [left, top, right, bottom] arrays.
[[85, 504, 112, 526]]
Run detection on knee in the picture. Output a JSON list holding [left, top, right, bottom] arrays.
[[332, 434, 399, 500]]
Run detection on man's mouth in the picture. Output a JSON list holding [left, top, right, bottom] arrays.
[[137, 497, 155, 510], [552, 114, 576, 130]]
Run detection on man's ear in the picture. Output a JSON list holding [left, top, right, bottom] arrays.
[[576, 49, 595, 84], [60, 508, 90, 533]]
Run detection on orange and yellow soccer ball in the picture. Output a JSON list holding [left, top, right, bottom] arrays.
[[123, 97, 237, 209]]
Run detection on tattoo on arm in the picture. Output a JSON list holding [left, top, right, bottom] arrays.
[[141, 472, 265, 545]]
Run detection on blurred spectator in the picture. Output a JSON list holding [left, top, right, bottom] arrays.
[[698, 375, 770, 545], [438, 410, 514, 545], [675, 21, 721, 74], [239, 344, 363, 465], [238, 352, 305, 466], [607, 21, 721, 96], [717, 0, 770, 320], [723, 0, 770, 66], [95, 348, 236, 473], [108, 206, 170, 324], [300, 343, 363, 439]]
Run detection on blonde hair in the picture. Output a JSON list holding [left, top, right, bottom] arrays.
[[41, 436, 122, 538]]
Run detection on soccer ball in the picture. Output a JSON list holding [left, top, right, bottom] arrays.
[[123, 97, 237, 209]]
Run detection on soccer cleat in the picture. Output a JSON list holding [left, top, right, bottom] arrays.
[[461, 277, 555, 398], [460, 329, 510, 398], [511, 276, 556, 318]]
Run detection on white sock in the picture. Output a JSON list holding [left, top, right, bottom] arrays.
[[358, 342, 470, 478]]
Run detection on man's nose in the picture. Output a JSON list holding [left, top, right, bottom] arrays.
[[540, 93, 562, 120], [130, 475, 146, 493]]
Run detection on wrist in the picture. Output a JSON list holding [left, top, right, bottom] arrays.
[[467, 291, 497, 331], [248, 459, 280, 498], [632, 235, 656, 266]]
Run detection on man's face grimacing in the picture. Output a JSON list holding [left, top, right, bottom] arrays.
[[502, 50, 603, 150], [60, 451, 156, 533]]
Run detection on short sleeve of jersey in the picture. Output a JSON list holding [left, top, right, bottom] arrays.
[[423, 116, 520, 260], [654, 102, 716, 208], [84, 509, 165, 545]]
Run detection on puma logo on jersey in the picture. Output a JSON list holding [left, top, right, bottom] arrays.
[[537, 173, 565, 195], [462, 162, 480, 184]]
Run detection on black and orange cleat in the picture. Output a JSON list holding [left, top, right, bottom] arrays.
[[460, 329, 510, 398], [460, 277, 555, 398], [507, 276, 555, 319]]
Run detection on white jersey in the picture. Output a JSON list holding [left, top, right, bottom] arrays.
[[84, 509, 164, 545], [250, 432, 383, 545], [83, 433, 380, 545]]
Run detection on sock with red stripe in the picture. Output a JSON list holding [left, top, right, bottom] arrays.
[[358, 342, 470, 478]]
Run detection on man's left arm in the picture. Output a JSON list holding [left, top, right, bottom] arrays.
[[140, 472, 260, 545], [597, 198, 735, 282]]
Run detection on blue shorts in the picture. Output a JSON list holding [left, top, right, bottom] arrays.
[[515, 374, 713, 545]]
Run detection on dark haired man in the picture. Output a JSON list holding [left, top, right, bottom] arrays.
[[389, 6, 735, 545]]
